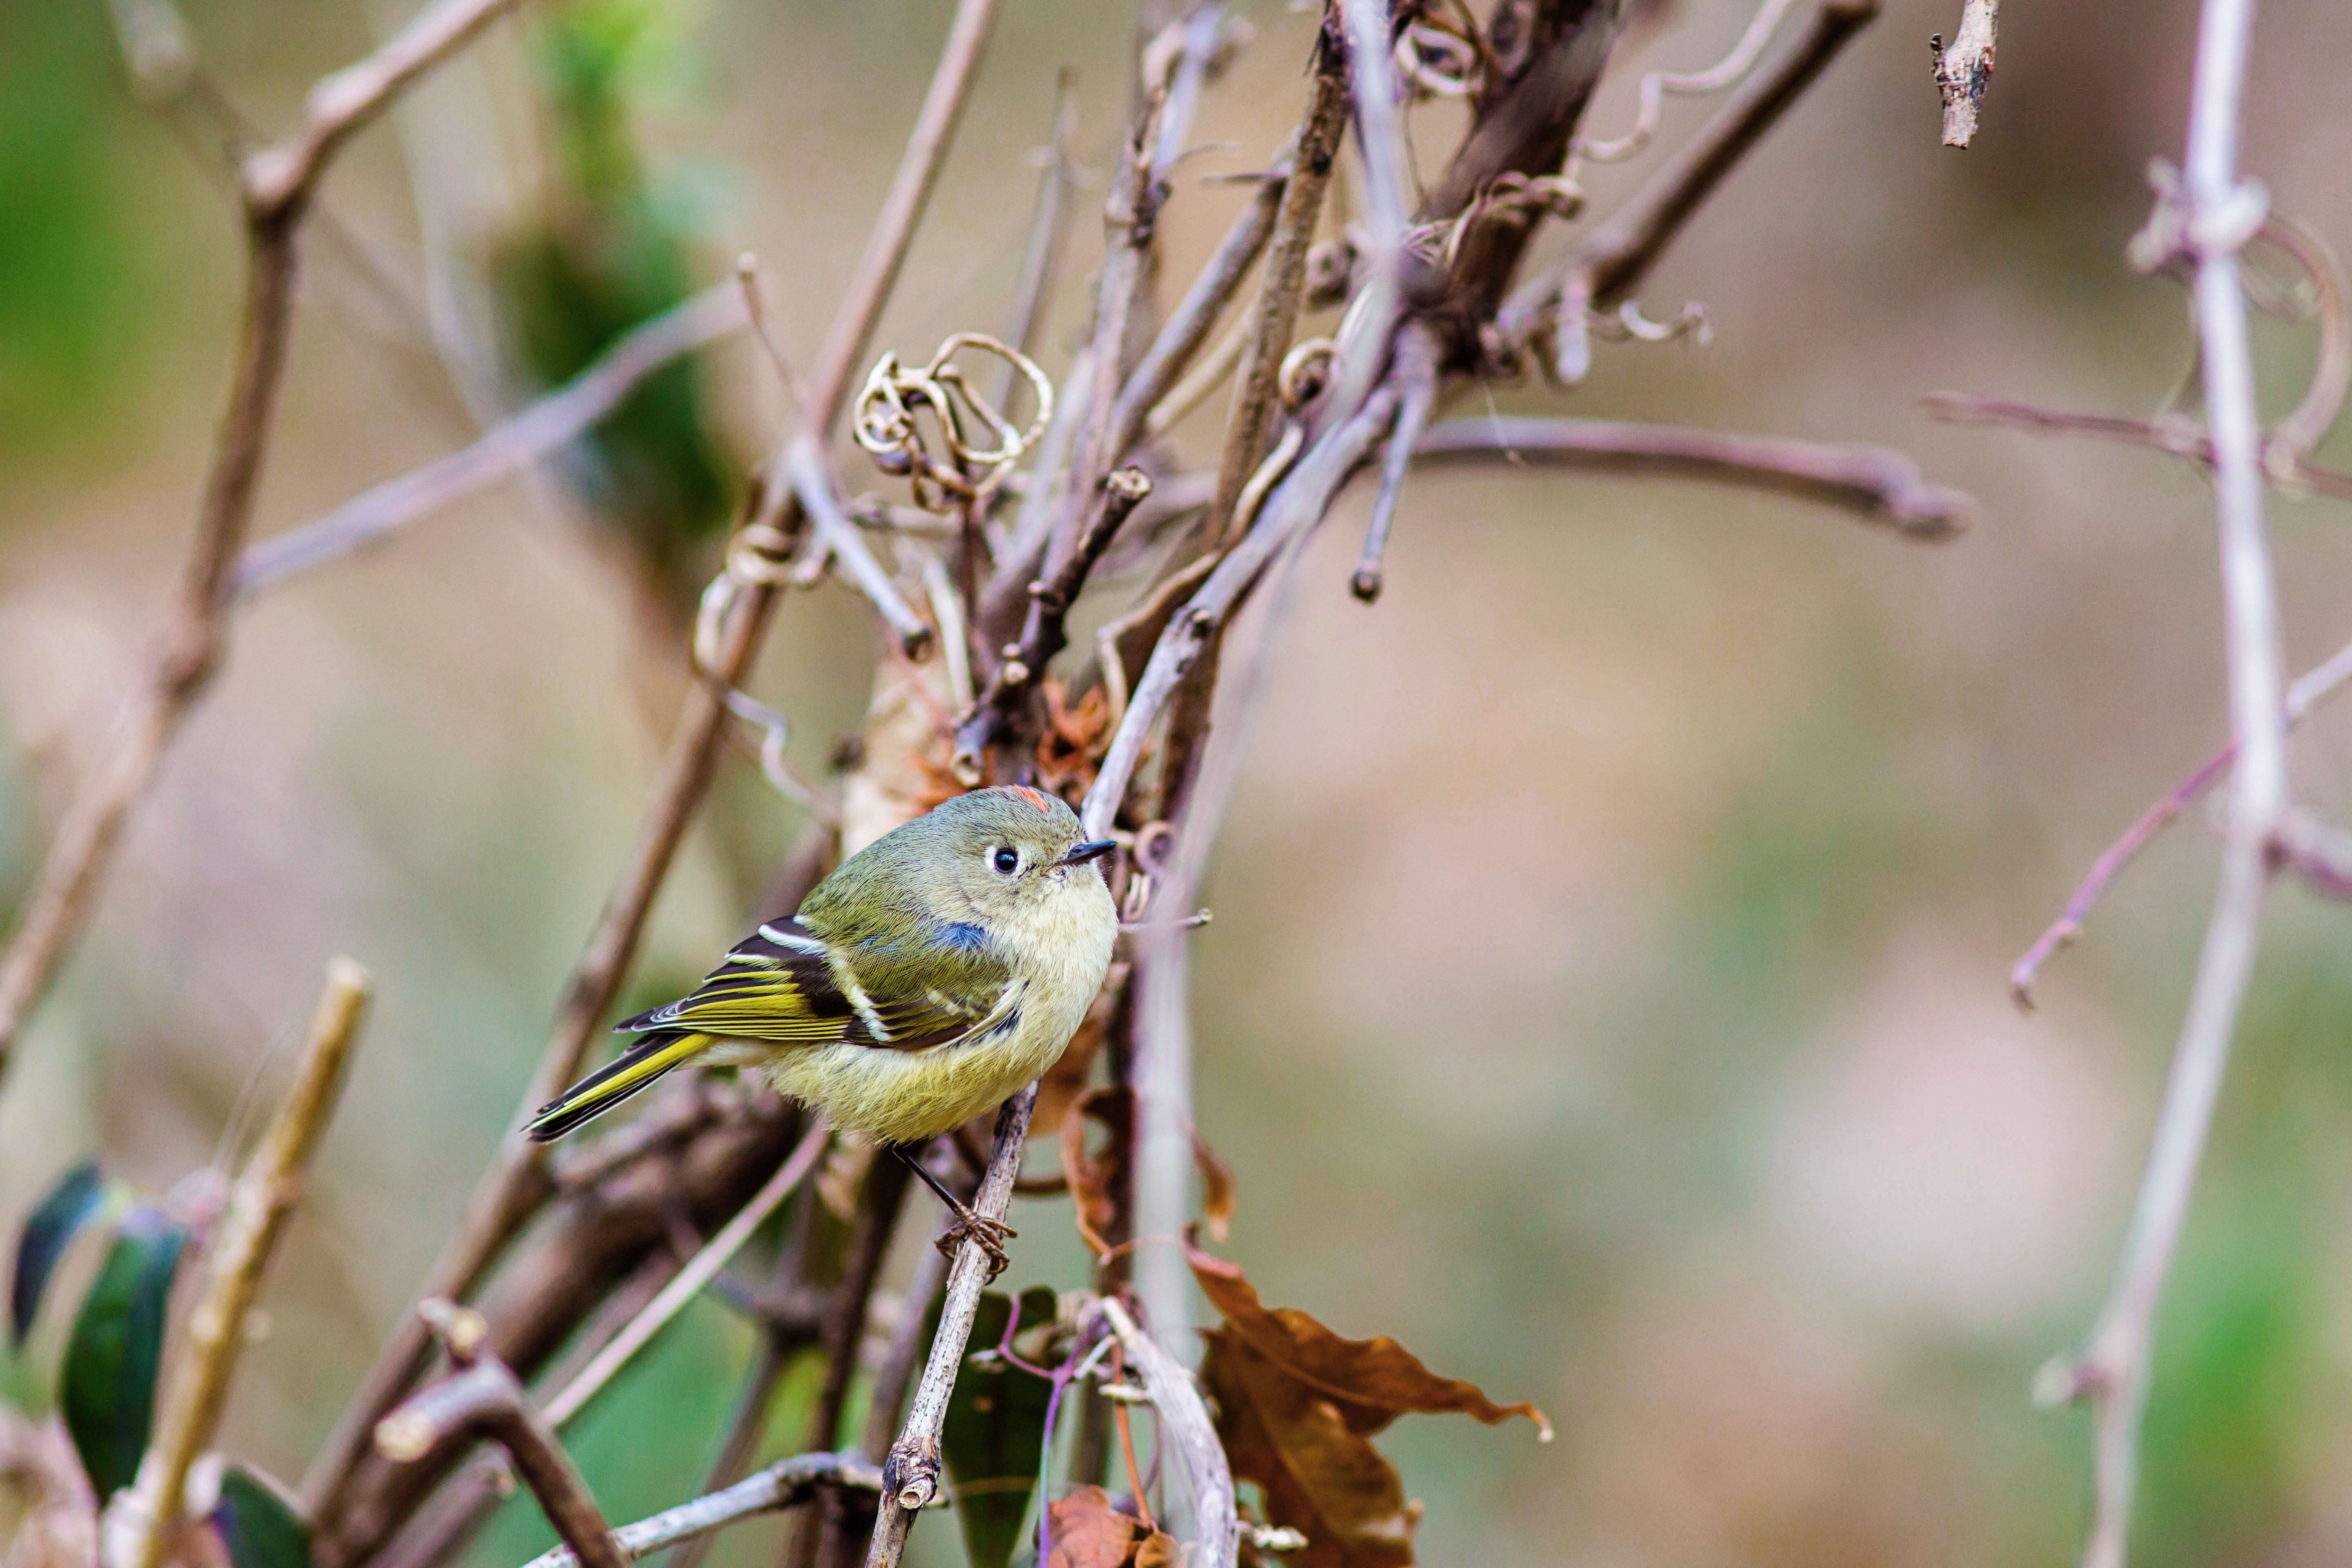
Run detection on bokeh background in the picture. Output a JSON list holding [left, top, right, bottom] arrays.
[[7, 1, 2352, 1565]]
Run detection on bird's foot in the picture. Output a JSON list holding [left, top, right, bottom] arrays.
[[935, 1203, 1016, 1281]]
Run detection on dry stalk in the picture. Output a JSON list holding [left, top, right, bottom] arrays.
[[125, 959, 372, 1568]]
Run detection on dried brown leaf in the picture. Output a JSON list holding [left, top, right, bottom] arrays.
[[1046, 1485, 1142, 1568], [1060, 1087, 1134, 1258], [1185, 1238, 1550, 1439], [1201, 1330, 1413, 1568]]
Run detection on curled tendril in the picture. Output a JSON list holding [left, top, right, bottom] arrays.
[[1276, 337, 1339, 411], [853, 332, 1054, 512], [1439, 171, 1584, 270], [1394, 20, 1481, 101], [1591, 298, 1714, 347], [1571, 0, 1797, 167]]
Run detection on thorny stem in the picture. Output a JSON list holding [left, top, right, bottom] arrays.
[[298, 0, 1004, 1523], [127, 960, 372, 1568], [2067, 2, 2287, 1566]]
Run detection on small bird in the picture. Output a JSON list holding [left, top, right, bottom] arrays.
[[528, 785, 1118, 1268]]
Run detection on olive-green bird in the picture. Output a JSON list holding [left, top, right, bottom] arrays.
[[528, 786, 1118, 1263]]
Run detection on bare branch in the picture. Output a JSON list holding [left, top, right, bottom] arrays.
[[521, 1453, 881, 1568], [1924, 393, 2352, 501], [1084, 387, 1403, 842], [374, 1317, 626, 1568], [2009, 637, 2352, 1009], [1411, 414, 1974, 536], [539, 1123, 828, 1429], [996, 68, 1083, 411], [1350, 322, 1443, 602], [234, 286, 747, 594], [1098, 1297, 1236, 1568], [2051, 6, 2290, 1566], [1930, 0, 1999, 149], [1498, 0, 1881, 360], [0, 0, 537, 1089], [1205, 40, 1348, 547], [301, 0, 1003, 1519], [126, 959, 372, 1568]]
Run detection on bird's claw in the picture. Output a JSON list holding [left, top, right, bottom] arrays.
[[935, 1211, 1015, 1281]]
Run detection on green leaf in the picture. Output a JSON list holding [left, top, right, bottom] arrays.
[[61, 1207, 186, 1498], [210, 1463, 312, 1568], [10, 1158, 105, 1345], [942, 1287, 1062, 1568]]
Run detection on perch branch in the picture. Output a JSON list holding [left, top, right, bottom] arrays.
[[520, 1453, 881, 1568], [2053, 6, 2288, 1568], [127, 958, 372, 1568], [862, 1085, 1038, 1568], [1930, 0, 1998, 149], [1410, 414, 1974, 536], [301, 0, 1002, 1519]]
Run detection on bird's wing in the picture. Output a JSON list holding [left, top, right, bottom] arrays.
[[616, 916, 1016, 1053]]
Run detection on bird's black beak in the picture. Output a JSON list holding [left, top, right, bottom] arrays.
[[1060, 839, 1117, 866]]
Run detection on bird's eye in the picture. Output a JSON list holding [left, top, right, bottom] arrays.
[[990, 846, 1020, 875]]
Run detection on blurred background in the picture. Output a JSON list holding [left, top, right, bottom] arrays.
[[5, 0, 2352, 1564]]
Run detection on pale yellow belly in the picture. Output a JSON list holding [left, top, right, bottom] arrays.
[[738, 989, 1080, 1145]]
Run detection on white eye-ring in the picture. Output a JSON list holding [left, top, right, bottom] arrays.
[[989, 846, 1020, 875]]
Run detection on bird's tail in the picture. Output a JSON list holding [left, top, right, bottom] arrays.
[[526, 1031, 713, 1142]]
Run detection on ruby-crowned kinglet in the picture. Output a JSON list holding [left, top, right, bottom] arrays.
[[528, 785, 1118, 1156]]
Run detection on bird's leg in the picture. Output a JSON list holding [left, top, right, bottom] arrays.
[[892, 1143, 1015, 1280]]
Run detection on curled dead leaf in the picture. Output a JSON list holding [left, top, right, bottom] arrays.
[[1188, 1239, 1550, 1568], [1060, 1090, 1238, 1255], [1184, 1237, 1550, 1439], [1047, 1485, 1143, 1568]]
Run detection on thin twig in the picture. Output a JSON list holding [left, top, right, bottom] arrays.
[[995, 68, 1083, 413], [2056, 5, 2287, 1566], [862, 1086, 1038, 1568], [374, 1326, 627, 1568], [0, 0, 534, 1087], [1205, 43, 1348, 546], [1930, 0, 1998, 149], [541, 1123, 829, 1430], [1497, 0, 1881, 363], [235, 286, 748, 593], [1084, 388, 1403, 842], [301, 0, 1004, 1519], [1924, 393, 2352, 501], [127, 959, 372, 1568], [1410, 414, 1975, 536], [788, 1155, 911, 1568], [2010, 637, 2352, 1010], [1349, 322, 1442, 602], [522, 1453, 881, 1568]]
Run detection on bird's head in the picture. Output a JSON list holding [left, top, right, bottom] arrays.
[[895, 785, 1116, 927]]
